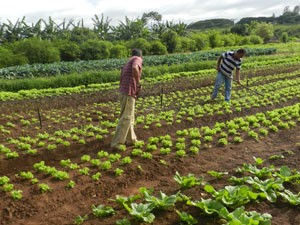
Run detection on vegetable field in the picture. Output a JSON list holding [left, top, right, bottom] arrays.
[[0, 45, 300, 225]]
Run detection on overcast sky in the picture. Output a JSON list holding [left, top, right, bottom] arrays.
[[0, 0, 299, 26]]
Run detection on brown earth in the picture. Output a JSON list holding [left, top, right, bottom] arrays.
[[0, 124, 299, 225], [0, 65, 300, 225]]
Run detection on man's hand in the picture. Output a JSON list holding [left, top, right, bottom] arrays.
[[137, 84, 142, 96]]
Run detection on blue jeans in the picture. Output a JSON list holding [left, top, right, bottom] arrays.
[[211, 71, 232, 102]]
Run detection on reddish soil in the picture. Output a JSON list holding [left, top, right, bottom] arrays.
[[0, 65, 300, 225], [0, 124, 299, 225]]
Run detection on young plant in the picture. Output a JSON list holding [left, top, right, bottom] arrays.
[[39, 183, 51, 193], [115, 168, 124, 176], [66, 180, 76, 190], [92, 172, 102, 181], [73, 215, 88, 225], [207, 170, 228, 179], [173, 171, 203, 189], [92, 204, 115, 217], [176, 210, 198, 225], [11, 190, 23, 200]]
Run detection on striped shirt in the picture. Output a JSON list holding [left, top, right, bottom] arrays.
[[119, 56, 142, 98], [220, 51, 242, 78]]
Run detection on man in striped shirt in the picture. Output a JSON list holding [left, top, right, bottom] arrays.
[[111, 49, 143, 150], [211, 49, 246, 102]]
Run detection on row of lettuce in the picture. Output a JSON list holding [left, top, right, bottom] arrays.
[[0, 55, 300, 100]]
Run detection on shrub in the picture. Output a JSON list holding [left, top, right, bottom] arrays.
[[0, 46, 28, 68], [54, 40, 81, 61], [249, 35, 264, 44], [13, 38, 60, 64], [110, 44, 128, 58], [80, 40, 112, 60], [128, 38, 151, 55], [150, 41, 167, 55]]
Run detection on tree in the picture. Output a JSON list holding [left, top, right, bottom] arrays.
[[280, 32, 289, 43], [112, 17, 150, 40], [142, 11, 162, 24], [190, 33, 210, 50], [128, 38, 151, 55], [0, 46, 28, 68], [161, 30, 180, 53], [208, 32, 224, 48], [252, 22, 274, 43], [178, 37, 196, 52], [92, 14, 112, 40], [13, 37, 60, 64], [70, 27, 98, 44], [149, 41, 167, 55], [231, 24, 250, 36], [249, 35, 263, 44], [109, 44, 128, 58], [80, 40, 112, 60], [54, 40, 81, 61]]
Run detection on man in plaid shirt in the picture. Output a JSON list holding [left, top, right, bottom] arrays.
[[111, 49, 143, 150]]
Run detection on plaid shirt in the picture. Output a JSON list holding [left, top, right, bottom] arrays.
[[119, 56, 142, 98]]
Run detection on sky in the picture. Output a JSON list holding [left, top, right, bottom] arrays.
[[0, 0, 299, 27]]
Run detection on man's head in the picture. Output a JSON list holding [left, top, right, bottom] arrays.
[[234, 48, 246, 60], [132, 48, 142, 58]]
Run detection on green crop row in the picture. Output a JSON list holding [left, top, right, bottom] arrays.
[[0, 48, 276, 80]]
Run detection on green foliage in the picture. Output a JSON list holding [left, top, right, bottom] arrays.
[[110, 44, 129, 58], [149, 40, 167, 55], [54, 40, 81, 61], [80, 39, 112, 60], [0, 46, 28, 68], [128, 38, 151, 55], [92, 204, 115, 217], [13, 37, 60, 64], [173, 171, 203, 189], [161, 30, 180, 53], [176, 210, 198, 225]]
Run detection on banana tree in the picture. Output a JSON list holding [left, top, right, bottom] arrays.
[[92, 14, 112, 40]]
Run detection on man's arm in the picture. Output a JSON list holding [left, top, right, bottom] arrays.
[[217, 55, 223, 71], [236, 69, 241, 84], [132, 64, 140, 84]]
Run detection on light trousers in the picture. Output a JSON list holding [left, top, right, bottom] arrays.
[[111, 94, 137, 148]]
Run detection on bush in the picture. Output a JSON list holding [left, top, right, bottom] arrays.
[[178, 37, 196, 52], [0, 46, 28, 68], [110, 44, 129, 59], [80, 40, 112, 60], [128, 38, 151, 55], [13, 38, 60, 64], [239, 37, 251, 45], [162, 30, 181, 53], [190, 33, 210, 50], [208, 32, 224, 48], [150, 41, 167, 55], [249, 35, 264, 44], [54, 40, 81, 61]]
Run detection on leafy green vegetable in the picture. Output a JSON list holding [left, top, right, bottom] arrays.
[[92, 204, 115, 217], [173, 171, 203, 189]]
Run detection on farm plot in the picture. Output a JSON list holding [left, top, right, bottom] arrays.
[[0, 56, 300, 225]]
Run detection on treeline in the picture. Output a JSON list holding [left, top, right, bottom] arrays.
[[238, 5, 300, 25], [0, 28, 265, 69], [0, 9, 293, 69]]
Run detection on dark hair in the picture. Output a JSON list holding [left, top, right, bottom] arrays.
[[132, 48, 142, 57], [236, 48, 246, 55]]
